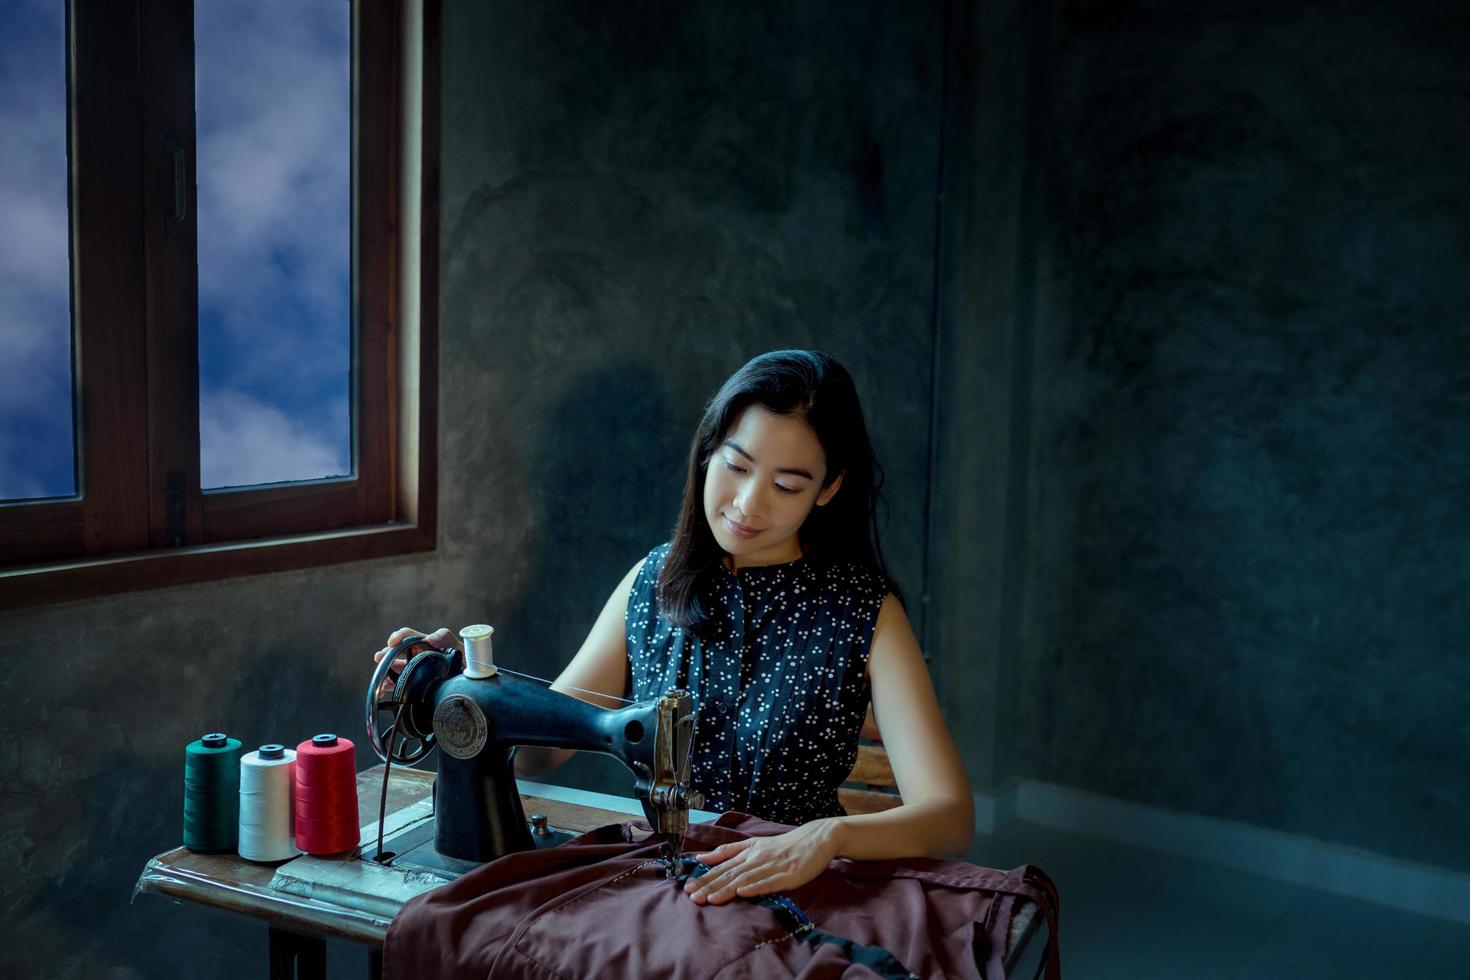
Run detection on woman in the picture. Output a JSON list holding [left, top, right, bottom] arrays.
[[378, 349, 972, 906]]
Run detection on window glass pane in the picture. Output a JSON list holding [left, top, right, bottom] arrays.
[[0, 0, 76, 501], [194, 0, 351, 490]]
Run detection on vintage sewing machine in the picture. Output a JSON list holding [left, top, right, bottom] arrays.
[[364, 625, 701, 877]]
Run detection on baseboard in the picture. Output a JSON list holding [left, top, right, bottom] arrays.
[[973, 780, 1470, 925], [973, 782, 1019, 835]]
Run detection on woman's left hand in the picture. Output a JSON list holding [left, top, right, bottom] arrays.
[[684, 819, 843, 905]]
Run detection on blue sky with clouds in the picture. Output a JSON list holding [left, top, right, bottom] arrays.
[[0, 0, 351, 500], [0, 0, 72, 500]]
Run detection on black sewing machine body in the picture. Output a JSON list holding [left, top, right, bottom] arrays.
[[366, 638, 697, 877]]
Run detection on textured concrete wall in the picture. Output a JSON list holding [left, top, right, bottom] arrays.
[[925, 0, 1046, 795], [0, 560, 444, 978], [0, 2, 943, 976], [438, 0, 942, 789], [1016, 0, 1470, 870]]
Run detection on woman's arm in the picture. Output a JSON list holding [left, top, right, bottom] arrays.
[[827, 592, 975, 856], [512, 558, 642, 776], [686, 593, 974, 904]]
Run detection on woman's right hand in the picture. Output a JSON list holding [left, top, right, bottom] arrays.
[[374, 626, 461, 698]]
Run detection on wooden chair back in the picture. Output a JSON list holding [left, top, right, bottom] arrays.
[[837, 705, 903, 814]]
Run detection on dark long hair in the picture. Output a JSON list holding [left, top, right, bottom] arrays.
[[657, 350, 897, 636]]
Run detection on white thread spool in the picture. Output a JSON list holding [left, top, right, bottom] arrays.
[[461, 623, 496, 679], [239, 744, 299, 862]]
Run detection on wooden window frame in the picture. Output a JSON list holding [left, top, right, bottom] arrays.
[[0, 0, 439, 609]]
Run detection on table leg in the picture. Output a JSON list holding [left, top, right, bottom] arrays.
[[268, 926, 326, 980]]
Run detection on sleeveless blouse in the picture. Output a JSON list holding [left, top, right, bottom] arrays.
[[625, 543, 890, 826]]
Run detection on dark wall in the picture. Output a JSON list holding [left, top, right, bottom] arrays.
[[439, 0, 943, 791], [1014, 0, 1470, 870], [0, 2, 944, 976]]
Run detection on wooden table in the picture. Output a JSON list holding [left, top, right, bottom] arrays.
[[136, 765, 1042, 978], [136, 765, 663, 978]]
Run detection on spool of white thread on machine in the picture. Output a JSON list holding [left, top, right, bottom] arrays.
[[238, 744, 300, 862], [461, 623, 496, 679]]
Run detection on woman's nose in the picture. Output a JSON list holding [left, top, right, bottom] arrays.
[[733, 481, 762, 518]]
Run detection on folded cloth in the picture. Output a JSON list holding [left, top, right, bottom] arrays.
[[382, 811, 1060, 980]]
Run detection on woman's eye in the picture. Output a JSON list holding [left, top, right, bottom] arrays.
[[775, 484, 801, 495], [723, 460, 746, 474]]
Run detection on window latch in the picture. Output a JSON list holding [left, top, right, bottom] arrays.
[[162, 134, 187, 229]]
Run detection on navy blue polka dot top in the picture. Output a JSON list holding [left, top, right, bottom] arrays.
[[625, 542, 891, 826]]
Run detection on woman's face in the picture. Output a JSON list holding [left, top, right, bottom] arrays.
[[703, 404, 843, 568]]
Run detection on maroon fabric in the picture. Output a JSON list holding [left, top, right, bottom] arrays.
[[383, 813, 1060, 980]]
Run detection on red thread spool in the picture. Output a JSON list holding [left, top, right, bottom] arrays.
[[294, 733, 360, 855]]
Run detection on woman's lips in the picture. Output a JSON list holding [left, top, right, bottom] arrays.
[[724, 516, 761, 539]]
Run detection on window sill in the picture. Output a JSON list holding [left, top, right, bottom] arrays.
[[0, 522, 434, 610]]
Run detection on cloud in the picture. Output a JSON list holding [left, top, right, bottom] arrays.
[[1, 0, 70, 349], [1, 0, 74, 496], [0, 193, 69, 290], [193, 0, 352, 397], [0, 282, 68, 371], [199, 387, 349, 490]]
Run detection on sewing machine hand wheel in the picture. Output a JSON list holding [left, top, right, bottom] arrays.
[[365, 635, 439, 765]]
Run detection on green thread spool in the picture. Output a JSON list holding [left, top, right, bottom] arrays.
[[183, 732, 243, 852]]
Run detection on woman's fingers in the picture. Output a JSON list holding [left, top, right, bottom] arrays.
[[378, 626, 460, 664], [685, 852, 745, 889], [385, 626, 426, 648], [734, 870, 789, 897], [375, 627, 426, 701], [694, 862, 773, 905], [376, 627, 421, 676], [372, 646, 405, 665], [373, 625, 467, 704], [684, 841, 752, 901], [694, 838, 754, 865], [686, 851, 766, 904], [420, 626, 462, 651]]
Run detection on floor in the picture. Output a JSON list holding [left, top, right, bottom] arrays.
[[966, 821, 1470, 979]]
